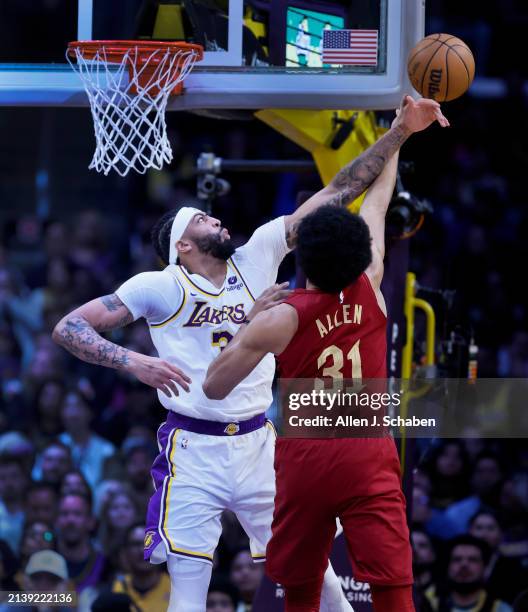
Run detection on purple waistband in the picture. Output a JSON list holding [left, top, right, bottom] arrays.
[[166, 411, 267, 436]]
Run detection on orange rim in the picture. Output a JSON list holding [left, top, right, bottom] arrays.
[[67, 40, 204, 64]]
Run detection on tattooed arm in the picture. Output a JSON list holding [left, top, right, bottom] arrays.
[[284, 96, 449, 248], [52, 294, 191, 397]]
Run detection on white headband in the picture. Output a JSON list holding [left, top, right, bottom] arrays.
[[168, 207, 202, 265]]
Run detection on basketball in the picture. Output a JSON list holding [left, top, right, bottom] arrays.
[[407, 34, 475, 102]]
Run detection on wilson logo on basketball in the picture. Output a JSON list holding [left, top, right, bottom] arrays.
[[428, 69, 443, 99]]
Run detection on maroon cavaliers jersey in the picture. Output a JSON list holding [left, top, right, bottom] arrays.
[[277, 273, 387, 379]]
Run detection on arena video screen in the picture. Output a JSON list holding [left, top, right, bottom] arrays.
[[285, 7, 345, 68]]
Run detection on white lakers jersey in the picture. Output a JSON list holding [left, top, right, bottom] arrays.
[[116, 217, 291, 421]]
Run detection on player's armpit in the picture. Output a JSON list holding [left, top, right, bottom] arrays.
[[203, 304, 298, 400]]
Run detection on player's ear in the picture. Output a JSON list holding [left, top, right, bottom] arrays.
[[177, 239, 192, 255]]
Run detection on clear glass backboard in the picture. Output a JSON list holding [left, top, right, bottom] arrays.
[[0, 0, 424, 110]]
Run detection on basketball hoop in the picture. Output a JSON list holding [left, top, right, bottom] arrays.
[[66, 40, 203, 177]]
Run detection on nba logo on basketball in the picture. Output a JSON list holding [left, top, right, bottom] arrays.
[[228, 276, 238, 285]]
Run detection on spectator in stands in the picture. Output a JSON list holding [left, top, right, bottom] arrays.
[[30, 379, 65, 452], [0, 455, 28, 554], [0, 539, 20, 593], [498, 477, 528, 567], [121, 439, 156, 517], [0, 432, 35, 475], [33, 441, 72, 488], [22, 550, 70, 612], [425, 535, 513, 612], [412, 484, 459, 540], [26, 483, 58, 526], [229, 548, 264, 611], [442, 452, 504, 534], [207, 577, 240, 612], [412, 528, 437, 592], [427, 441, 471, 509], [111, 523, 170, 610], [469, 509, 528, 603], [60, 470, 92, 502], [97, 490, 140, 561], [93, 480, 126, 517], [59, 389, 115, 491], [0, 266, 42, 371], [55, 494, 106, 596], [39, 257, 76, 330], [24, 341, 64, 396], [19, 521, 55, 571]]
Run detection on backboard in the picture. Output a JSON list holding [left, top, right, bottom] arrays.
[[0, 0, 424, 110]]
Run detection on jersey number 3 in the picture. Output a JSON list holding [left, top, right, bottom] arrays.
[[317, 340, 362, 380], [212, 330, 234, 351]]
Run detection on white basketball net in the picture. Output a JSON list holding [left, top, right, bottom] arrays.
[[67, 44, 201, 177]]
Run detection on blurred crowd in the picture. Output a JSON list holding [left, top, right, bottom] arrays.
[[1, 2, 528, 611], [411, 440, 528, 610]]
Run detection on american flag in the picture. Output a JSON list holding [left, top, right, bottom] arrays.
[[322, 29, 378, 65]]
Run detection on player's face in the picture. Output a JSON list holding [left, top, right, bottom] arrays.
[[186, 213, 235, 261], [190, 213, 230, 240]]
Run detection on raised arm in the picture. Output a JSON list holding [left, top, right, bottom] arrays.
[[203, 304, 298, 400], [284, 96, 449, 248], [52, 294, 190, 397], [360, 152, 399, 287]]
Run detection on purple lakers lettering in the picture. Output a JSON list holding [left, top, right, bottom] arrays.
[[183, 301, 247, 327]]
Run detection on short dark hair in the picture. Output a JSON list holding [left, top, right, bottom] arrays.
[[27, 482, 59, 498], [296, 205, 372, 293], [151, 210, 177, 265], [0, 453, 25, 470], [474, 451, 502, 470], [59, 492, 93, 516], [43, 440, 71, 456], [448, 534, 491, 565], [208, 576, 240, 607], [122, 522, 146, 548], [469, 507, 501, 529]]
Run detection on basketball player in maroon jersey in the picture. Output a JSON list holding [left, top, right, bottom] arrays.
[[203, 151, 416, 611]]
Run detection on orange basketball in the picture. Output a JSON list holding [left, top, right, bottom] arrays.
[[407, 34, 475, 102]]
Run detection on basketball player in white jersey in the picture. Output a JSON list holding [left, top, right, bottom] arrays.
[[53, 96, 448, 611]]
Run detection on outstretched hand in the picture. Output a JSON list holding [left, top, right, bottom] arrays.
[[247, 282, 291, 321], [392, 95, 450, 132], [129, 353, 192, 398]]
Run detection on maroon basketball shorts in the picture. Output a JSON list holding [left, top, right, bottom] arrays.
[[266, 436, 413, 588]]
